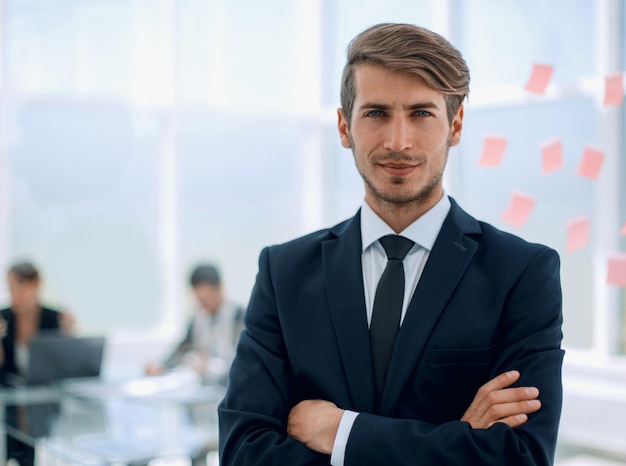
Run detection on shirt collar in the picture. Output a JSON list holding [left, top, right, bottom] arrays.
[[360, 193, 451, 253]]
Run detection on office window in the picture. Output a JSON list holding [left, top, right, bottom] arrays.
[[5, 0, 161, 100], [176, 110, 315, 304], [0, 0, 171, 335], [176, 0, 318, 110], [617, 0, 626, 354], [448, 0, 624, 353], [457, 0, 594, 88], [3, 100, 164, 334], [0, 0, 624, 359]]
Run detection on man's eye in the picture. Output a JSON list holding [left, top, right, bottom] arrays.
[[366, 110, 384, 117], [414, 110, 431, 117]]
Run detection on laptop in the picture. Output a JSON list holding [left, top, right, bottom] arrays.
[[22, 334, 106, 385]]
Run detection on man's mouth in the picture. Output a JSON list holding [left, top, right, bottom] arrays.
[[379, 162, 418, 176]]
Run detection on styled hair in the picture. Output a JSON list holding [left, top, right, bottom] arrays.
[[340, 23, 470, 125], [8, 261, 40, 283], [189, 264, 221, 287]]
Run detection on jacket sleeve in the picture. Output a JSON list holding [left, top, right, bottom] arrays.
[[344, 247, 564, 466], [162, 320, 194, 370], [218, 247, 329, 466]]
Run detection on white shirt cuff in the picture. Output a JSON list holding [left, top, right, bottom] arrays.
[[330, 410, 359, 466]]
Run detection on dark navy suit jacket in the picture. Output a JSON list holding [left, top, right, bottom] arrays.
[[219, 197, 564, 465]]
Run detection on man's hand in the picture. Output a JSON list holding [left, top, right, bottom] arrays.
[[287, 399, 344, 455], [461, 370, 541, 429]]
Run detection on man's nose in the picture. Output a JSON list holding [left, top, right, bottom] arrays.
[[383, 118, 414, 152]]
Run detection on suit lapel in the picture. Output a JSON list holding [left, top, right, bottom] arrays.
[[323, 211, 376, 413], [381, 200, 481, 414]]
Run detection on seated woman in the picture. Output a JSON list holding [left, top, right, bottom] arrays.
[[0, 260, 75, 466]]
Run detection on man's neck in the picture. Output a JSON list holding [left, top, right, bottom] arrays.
[[365, 192, 443, 234]]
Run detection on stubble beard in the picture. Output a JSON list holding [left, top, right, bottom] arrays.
[[353, 139, 451, 207], [364, 170, 441, 206]]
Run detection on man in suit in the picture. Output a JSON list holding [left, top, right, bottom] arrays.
[[219, 23, 564, 465]]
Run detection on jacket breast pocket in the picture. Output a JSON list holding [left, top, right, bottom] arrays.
[[429, 345, 494, 366], [414, 346, 495, 423]]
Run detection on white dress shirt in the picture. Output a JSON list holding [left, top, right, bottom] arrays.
[[330, 194, 451, 465]]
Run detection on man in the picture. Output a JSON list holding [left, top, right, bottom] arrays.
[[145, 264, 244, 381], [219, 23, 564, 465]]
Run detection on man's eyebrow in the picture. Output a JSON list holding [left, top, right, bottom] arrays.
[[357, 102, 391, 111], [406, 101, 441, 110], [357, 101, 442, 111]]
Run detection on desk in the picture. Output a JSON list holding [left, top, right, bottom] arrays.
[[1, 373, 224, 465]]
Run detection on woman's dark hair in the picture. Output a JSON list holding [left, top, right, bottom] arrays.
[[8, 261, 40, 283]]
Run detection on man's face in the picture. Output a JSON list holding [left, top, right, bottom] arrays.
[[193, 283, 223, 315], [338, 64, 463, 210]]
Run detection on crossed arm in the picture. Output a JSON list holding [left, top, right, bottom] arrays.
[[288, 369, 541, 456]]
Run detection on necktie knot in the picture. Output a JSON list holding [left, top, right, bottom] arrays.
[[379, 235, 414, 261]]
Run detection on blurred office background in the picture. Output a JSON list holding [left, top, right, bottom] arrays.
[[0, 0, 623, 464]]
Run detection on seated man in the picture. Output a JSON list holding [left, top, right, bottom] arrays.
[[146, 264, 244, 383]]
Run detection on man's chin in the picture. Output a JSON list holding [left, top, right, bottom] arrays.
[[374, 191, 427, 206], [372, 184, 440, 206]]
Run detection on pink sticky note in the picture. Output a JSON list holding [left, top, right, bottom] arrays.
[[620, 221, 626, 236], [603, 73, 624, 106], [576, 147, 604, 180], [540, 139, 563, 175], [524, 63, 553, 95], [566, 216, 590, 252], [478, 136, 507, 167], [607, 253, 626, 287], [501, 192, 536, 229]]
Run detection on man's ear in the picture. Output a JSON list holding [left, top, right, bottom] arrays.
[[449, 104, 464, 147], [337, 108, 352, 148]]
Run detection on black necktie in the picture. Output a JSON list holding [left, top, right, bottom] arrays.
[[370, 235, 415, 403]]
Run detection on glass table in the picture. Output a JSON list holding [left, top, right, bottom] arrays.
[[0, 372, 225, 465]]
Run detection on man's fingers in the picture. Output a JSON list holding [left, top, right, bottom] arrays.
[[464, 396, 540, 428], [476, 386, 540, 412], [489, 398, 542, 428], [462, 370, 542, 429], [484, 398, 541, 424], [477, 370, 520, 395], [472, 371, 539, 415]]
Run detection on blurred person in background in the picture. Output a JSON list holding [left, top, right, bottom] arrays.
[[145, 263, 245, 384], [0, 260, 75, 385], [0, 260, 76, 466]]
